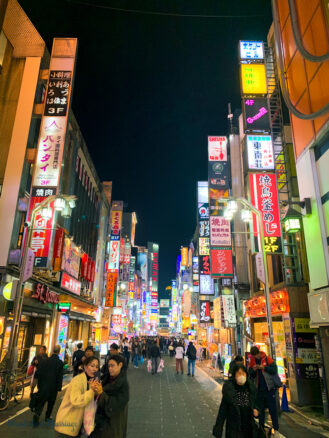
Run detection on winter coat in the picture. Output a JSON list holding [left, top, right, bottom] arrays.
[[150, 345, 161, 358], [35, 354, 63, 401], [247, 352, 278, 391], [131, 344, 142, 359], [213, 379, 258, 438], [186, 345, 197, 360], [92, 370, 129, 438], [55, 372, 95, 436]]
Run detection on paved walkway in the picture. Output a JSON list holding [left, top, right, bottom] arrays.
[[0, 357, 328, 438]]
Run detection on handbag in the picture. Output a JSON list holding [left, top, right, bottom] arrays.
[[29, 392, 38, 412], [27, 365, 35, 376], [83, 398, 97, 436], [253, 418, 267, 438], [265, 357, 282, 388]]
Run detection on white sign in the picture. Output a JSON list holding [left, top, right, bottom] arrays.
[[240, 41, 264, 60], [247, 135, 274, 170], [255, 252, 265, 284], [222, 295, 236, 326], [208, 136, 227, 161], [296, 348, 318, 364], [23, 248, 35, 282], [210, 217, 231, 246], [32, 117, 66, 187], [109, 240, 120, 272], [199, 274, 214, 295]]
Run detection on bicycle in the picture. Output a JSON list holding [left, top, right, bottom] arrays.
[[0, 370, 25, 411]]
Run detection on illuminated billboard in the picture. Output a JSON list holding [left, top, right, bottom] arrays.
[[247, 135, 274, 170], [243, 98, 270, 133], [208, 136, 227, 161], [211, 248, 233, 278], [240, 63, 267, 95], [239, 41, 264, 60]]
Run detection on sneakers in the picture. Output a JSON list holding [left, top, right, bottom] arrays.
[[187, 373, 190, 376]]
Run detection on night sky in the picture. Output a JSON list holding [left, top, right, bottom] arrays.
[[18, 0, 272, 293]]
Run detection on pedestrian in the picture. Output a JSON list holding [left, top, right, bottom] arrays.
[[72, 343, 85, 376], [30, 345, 48, 393], [248, 346, 280, 436], [175, 341, 185, 375], [150, 340, 161, 375], [186, 341, 197, 377], [101, 343, 122, 375], [74, 345, 94, 376], [55, 355, 100, 436], [228, 355, 244, 378], [131, 340, 141, 368], [168, 340, 175, 357], [32, 345, 63, 427], [122, 338, 131, 368], [91, 354, 129, 438], [141, 339, 147, 359], [213, 365, 259, 438]]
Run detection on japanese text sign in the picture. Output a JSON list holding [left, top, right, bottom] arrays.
[[30, 198, 55, 268], [199, 220, 210, 238], [199, 238, 210, 256], [60, 272, 81, 295], [239, 41, 264, 60], [208, 136, 227, 161], [222, 295, 236, 326], [249, 173, 282, 253], [199, 300, 213, 323], [243, 98, 270, 132], [240, 63, 267, 95], [199, 274, 214, 295], [247, 135, 274, 170], [208, 161, 230, 190], [109, 240, 120, 271], [110, 210, 122, 241], [211, 248, 233, 278], [105, 272, 117, 307], [199, 255, 211, 275], [44, 71, 72, 117], [210, 217, 231, 246]]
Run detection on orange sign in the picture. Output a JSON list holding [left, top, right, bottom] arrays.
[[181, 247, 188, 266], [105, 272, 117, 307], [244, 290, 289, 318]]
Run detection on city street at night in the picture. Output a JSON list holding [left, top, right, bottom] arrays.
[[1, 1, 329, 438]]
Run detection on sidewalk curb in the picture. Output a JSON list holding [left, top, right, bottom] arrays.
[[286, 403, 329, 432], [195, 363, 222, 388]]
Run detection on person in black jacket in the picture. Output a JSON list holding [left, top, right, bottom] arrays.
[[186, 341, 197, 377], [72, 342, 84, 376], [213, 365, 259, 438], [150, 341, 161, 375], [33, 344, 64, 426], [92, 354, 129, 438], [228, 355, 244, 378]]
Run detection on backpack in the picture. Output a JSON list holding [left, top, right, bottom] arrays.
[[188, 346, 197, 360]]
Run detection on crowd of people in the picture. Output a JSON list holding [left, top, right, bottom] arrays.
[[28, 338, 281, 438]]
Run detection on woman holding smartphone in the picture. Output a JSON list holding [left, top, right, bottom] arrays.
[[55, 356, 100, 437]]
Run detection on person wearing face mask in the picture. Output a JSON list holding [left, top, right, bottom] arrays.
[[213, 365, 259, 438], [55, 356, 100, 437], [91, 354, 129, 438]]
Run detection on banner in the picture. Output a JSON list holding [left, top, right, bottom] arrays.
[[210, 216, 231, 246], [249, 173, 282, 253], [105, 272, 118, 307], [211, 248, 233, 277]]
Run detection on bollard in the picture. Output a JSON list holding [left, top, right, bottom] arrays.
[[281, 384, 290, 412]]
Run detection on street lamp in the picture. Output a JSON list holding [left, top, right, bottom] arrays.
[[7, 194, 77, 372], [219, 196, 276, 359]]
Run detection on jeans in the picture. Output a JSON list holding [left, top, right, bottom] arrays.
[[133, 355, 139, 367], [257, 388, 279, 431], [151, 357, 159, 373], [188, 359, 195, 376], [176, 358, 183, 373], [123, 353, 130, 368]]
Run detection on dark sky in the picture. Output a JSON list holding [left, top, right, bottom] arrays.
[[18, 0, 272, 293]]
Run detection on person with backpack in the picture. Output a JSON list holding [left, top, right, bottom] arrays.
[[186, 341, 197, 377], [248, 346, 280, 436]]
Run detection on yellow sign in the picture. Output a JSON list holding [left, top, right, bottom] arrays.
[[294, 317, 317, 333], [181, 247, 188, 266], [213, 297, 222, 329], [241, 63, 267, 95]]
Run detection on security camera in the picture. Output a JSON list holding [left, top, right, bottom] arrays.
[[24, 221, 31, 228]]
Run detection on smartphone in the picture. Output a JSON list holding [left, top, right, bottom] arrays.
[[94, 371, 101, 381]]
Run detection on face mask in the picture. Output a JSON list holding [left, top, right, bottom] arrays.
[[236, 375, 247, 385]]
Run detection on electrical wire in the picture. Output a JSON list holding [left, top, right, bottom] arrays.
[[65, 0, 270, 19], [271, 0, 329, 120], [288, 0, 329, 63]]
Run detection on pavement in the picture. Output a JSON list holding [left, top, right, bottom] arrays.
[[0, 356, 328, 438]]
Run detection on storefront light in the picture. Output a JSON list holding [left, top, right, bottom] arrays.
[[241, 209, 252, 222], [40, 206, 53, 219], [224, 208, 234, 220], [284, 217, 301, 233], [61, 204, 72, 218]]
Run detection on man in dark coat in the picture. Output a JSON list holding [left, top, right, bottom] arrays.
[[72, 342, 84, 376], [33, 344, 64, 426]]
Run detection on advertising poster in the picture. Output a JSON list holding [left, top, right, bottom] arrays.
[[61, 237, 81, 279], [211, 248, 233, 277], [213, 296, 222, 329], [247, 135, 274, 170], [243, 98, 270, 132], [208, 136, 227, 161], [57, 314, 69, 361], [198, 203, 209, 220], [292, 317, 319, 379], [199, 274, 214, 295], [210, 216, 231, 246], [249, 173, 282, 253], [208, 161, 230, 190], [199, 300, 213, 323]]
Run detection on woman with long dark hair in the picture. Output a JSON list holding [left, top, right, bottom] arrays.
[[92, 354, 129, 438], [213, 365, 259, 438]]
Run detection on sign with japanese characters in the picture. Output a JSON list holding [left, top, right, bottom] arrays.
[[199, 255, 211, 275], [249, 173, 282, 253], [108, 240, 120, 271], [213, 297, 222, 329], [247, 135, 274, 170], [105, 272, 117, 307], [222, 295, 236, 326], [208, 136, 227, 161], [61, 237, 81, 280], [239, 41, 264, 60], [60, 272, 81, 295], [240, 63, 267, 95], [199, 220, 210, 238], [208, 161, 230, 190], [199, 238, 210, 256], [181, 247, 188, 266], [211, 248, 233, 277], [44, 71, 72, 116], [199, 274, 214, 295], [243, 98, 270, 132], [199, 300, 213, 323], [110, 210, 123, 241], [210, 217, 231, 246]]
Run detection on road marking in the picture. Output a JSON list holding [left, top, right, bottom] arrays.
[[0, 383, 69, 427]]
